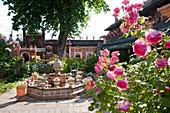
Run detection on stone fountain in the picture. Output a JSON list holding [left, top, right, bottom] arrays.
[[26, 56, 85, 99]]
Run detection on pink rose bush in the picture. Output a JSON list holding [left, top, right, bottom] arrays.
[[88, 0, 170, 112]]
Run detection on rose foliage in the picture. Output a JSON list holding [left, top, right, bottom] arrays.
[[88, 0, 170, 112]]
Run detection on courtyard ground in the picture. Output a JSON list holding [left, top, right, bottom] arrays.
[[0, 88, 95, 113]]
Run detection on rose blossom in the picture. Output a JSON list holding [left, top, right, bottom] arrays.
[[119, 25, 129, 33], [95, 87, 99, 92], [133, 39, 151, 57], [98, 56, 102, 64], [168, 57, 170, 66], [124, 5, 133, 12], [113, 66, 124, 76], [108, 65, 116, 71], [122, 0, 129, 5], [111, 51, 120, 57], [164, 40, 170, 48], [113, 7, 120, 17], [106, 71, 116, 81], [155, 88, 162, 95], [118, 101, 131, 112], [90, 80, 95, 87], [145, 29, 162, 44], [94, 63, 103, 73], [165, 86, 169, 92], [154, 58, 168, 68], [101, 49, 109, 57], [155, 86, 169, 95], [110, 56, 119, 64], [128, 10, 138, 25], [116, 78, 128, 90], [133, 3, 144, 10]]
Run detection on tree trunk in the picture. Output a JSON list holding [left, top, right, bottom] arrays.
[[57, 31, 68, 59]]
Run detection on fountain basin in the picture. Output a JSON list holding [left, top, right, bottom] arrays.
[[27, 84, 85, 99]]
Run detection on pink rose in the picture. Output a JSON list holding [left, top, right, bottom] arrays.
[[154, 58, 168, 68], [133, 3, 144, 10], [118, 101, 131, 112], [108, 65, 116, 71], [168, 57, 170, 66], [101, 49, 109, 57], [165, 86, 169, 92], [155, 88, 162, 95], [155, 86, 169, 95], [119, 25, 129, 33], [110, 56, 119, 64], [122, 0, 129, 5], [113, 7, 120, 17], [90, 80, 95, 87], [116, 78, 128, 90], [106, 71, 116, 81], [164, 40, 170, 48], [102, 57, 110, 64], [124, 5, 133, 12], [98, 56, 102, 64], [94, 63, 103, 73], [128, 10, 138, 25], [145, 29, 162, 44], [95, 87, 99, 92], [113, 66, 124, 76], [133, 39, 151, 57], [111, 51, 120, 57]]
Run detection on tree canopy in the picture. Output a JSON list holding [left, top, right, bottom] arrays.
[[2, 0, 110, 57]]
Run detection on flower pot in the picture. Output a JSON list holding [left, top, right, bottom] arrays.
[[16, 87, 27, 97], [85, 84, 93, 91]]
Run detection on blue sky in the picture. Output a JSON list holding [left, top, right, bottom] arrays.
[[0, 0, 144, 40]]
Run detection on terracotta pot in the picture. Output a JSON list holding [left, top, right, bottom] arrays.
[[85, 84, 93, 91], [16, 87, 27, 97]]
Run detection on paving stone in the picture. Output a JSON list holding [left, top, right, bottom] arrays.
[[55, 108, 61, 113], [61, 108, 69, 113], [35, 109, 43, 113], [32, 104, 46, 109], [67, 107, 74, 113], [80, 106, 89, 112], [29, 109, 36, 113], [42, 109, 49, 113], [57, 103, 68, 109], [48, 109, 55, 113], [73, 107, 81, 113]]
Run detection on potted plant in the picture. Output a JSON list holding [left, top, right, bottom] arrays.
[[67, 77, 75, 86], [76, 74, 82, 83], [31, 72, 39, 80], [16, 83, 27, 97], [53, 77, 60, 87], [84, 77, 94, 91]]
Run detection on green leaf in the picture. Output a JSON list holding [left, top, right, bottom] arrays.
[[116, 76, 122, 80], [161, 97, 170, 107]]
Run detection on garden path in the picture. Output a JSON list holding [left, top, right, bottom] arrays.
[[0, 88, 95, 113]]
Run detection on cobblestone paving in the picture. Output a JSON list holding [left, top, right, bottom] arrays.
[[0, 88, 95, 113]]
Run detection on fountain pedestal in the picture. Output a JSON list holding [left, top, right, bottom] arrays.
[[48, 73, 68, 87]]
